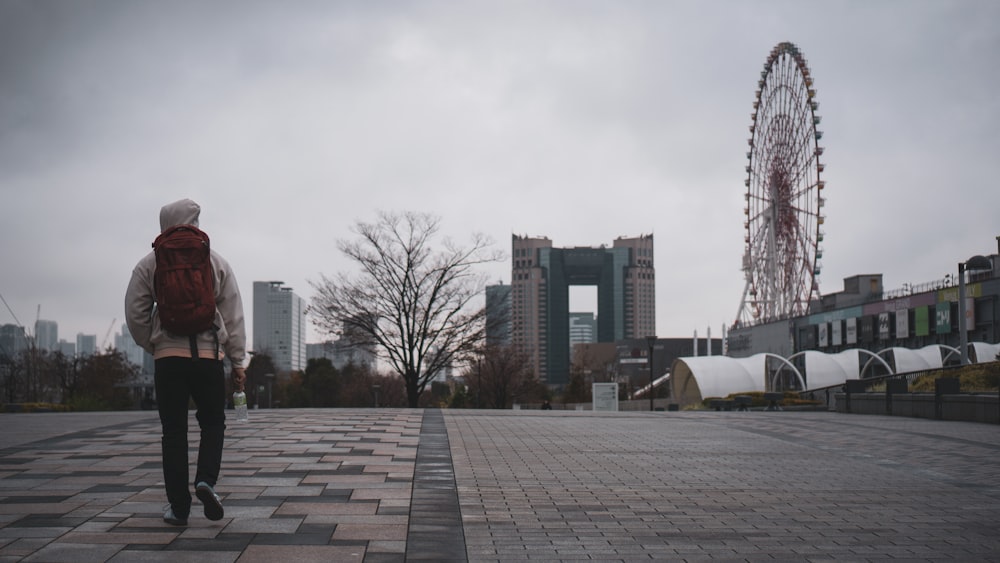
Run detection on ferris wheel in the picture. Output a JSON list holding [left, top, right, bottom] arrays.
[[737, 42, 826, 326]]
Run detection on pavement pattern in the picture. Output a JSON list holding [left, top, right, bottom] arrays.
[[0, 408, 999, 562]]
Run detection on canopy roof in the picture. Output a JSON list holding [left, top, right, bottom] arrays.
[[971, 342, 1000, 363], [670, 354, 768, 407], [668, 342, 995, 406], [801, 349, 859, 389]]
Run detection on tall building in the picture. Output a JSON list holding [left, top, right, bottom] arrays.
[[0, 324, 28, 357], [306, 339, 376, 370], [57, 339, 76, 357], [485, 283, 512, 346], [569, 312, 597, 354], [253, 281, 307, 373], [76, 333, 97, 357], [511, 234, 655, 386], [34, 320, 58, 351], [115, 323, 150, 372]]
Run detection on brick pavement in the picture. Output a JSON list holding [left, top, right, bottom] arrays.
[[0, 409, 998, 562], [448, 411, 1000, 561]]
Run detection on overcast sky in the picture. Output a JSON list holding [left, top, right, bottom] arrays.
[[2, 0, 998, 350]]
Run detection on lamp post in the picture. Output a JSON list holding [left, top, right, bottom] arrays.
[[264, 373, 275, 409], [958, 256, 993, 365], [476, 358, 482, 409], [646, 335, 657, 411]]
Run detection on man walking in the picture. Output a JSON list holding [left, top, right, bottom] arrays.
[[125, 198, 247, 526]]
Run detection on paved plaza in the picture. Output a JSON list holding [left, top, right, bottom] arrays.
[[1, 408, 999, 562]]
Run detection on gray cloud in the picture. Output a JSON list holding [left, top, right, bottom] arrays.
[[1, 0, 998, 345]]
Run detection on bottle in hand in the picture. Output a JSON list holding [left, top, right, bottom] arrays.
[[233, 390, 248, 422]]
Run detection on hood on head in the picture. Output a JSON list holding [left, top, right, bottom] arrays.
[[159, 199, 201, 232]]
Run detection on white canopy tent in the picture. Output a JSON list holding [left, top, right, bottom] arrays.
[[670, 354, 804, 407], [668, 342, 997, 407], [860, 344, 958, 376], [791, 348, 894, 389], [971, 341, 1000, 363], [798, 349, 860, 389]]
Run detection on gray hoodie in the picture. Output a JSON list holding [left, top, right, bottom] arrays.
[[125, 199, 247, 366]]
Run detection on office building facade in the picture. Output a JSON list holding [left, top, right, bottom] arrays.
[[0, 324, 28, 358], [569, 312, 597, 354], [306, 340, 376, 370], [253, 281, 307, 373], [511, 234, 655, 386], [485, 283, 513, 346], [34, 320, 58, 351], [76, 333, 97, 357], [116, 323, 151, 373]]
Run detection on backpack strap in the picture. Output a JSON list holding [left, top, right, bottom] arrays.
[[188, 327, 220, 362]]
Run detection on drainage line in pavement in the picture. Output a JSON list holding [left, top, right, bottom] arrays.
[[404, 409, 467, 562]]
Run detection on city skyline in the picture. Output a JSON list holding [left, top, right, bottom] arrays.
[[2, 2, 998, 346]]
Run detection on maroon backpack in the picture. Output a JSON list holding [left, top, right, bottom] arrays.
[[152, 225, 217, 337]]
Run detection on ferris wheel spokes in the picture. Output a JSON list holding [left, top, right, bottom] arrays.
[[736, 42, 826, 328]]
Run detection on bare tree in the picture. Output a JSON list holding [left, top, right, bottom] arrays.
[[311, 211, 504, 407], [467, 345, 544, 409]]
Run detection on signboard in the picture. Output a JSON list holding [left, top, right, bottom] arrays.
[[831, 320, 842, 346], [878, 312, 890, 340], [846, 317, 858, 345], [592, 383, 619, 412], [818, 322, 828, 347], [915, 306, 930, 337], [861, 316, 874, 343], [895, 309, 909, 340], [936, 302, 951, 334]]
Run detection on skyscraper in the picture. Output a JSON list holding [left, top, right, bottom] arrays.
[[0, 324, 28, 357], [34, 320, 58, 351], [115, 323, 150, 372], [57, 340, 76, 357], [511, 234, 654, 386], [568, 312, 597, 353], [253, 281, 307, 373], [76, 333, 97, 357], [485, 283, 512, 346]]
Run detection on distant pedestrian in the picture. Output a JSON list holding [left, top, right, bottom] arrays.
[[125, 198, 247, 526], [541, 399, 552, 410]]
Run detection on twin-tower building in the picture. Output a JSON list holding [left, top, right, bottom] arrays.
[[506, 234, 655, 387], [253, 234, 656, 385]]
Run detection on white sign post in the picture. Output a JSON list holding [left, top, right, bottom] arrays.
[[592, 382, 619, 412]]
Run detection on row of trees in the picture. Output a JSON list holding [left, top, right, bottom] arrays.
[[0, 344, 549, 411], [241, 345, 548, 410], [0, 348, 139, 410], [4, 210, 548, 411]]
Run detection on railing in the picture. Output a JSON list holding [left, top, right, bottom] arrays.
[[799, 362, 999, 424]]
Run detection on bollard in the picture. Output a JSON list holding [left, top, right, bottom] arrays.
[[763, 392, 784, 411], [844, 380, 866, 414], [885, 379, 907, 416], [934, 377, 960, 420]]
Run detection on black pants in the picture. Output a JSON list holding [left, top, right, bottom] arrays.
[[154, 357, 227, 517]]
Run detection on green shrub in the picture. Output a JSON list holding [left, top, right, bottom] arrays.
[[2, 403, 71, 413], [911, 362, 1000, 392], [66, 395, 111, 412]]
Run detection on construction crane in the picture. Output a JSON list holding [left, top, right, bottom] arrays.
[[102, 318, 117, 350]]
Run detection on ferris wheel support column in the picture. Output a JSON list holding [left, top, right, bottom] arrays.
[[765, 211, 777, 320]]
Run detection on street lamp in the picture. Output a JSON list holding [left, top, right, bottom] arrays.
[[265, 373, 275, 409], [958, 255, 993, 365], [646, 335, 657, 411]]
